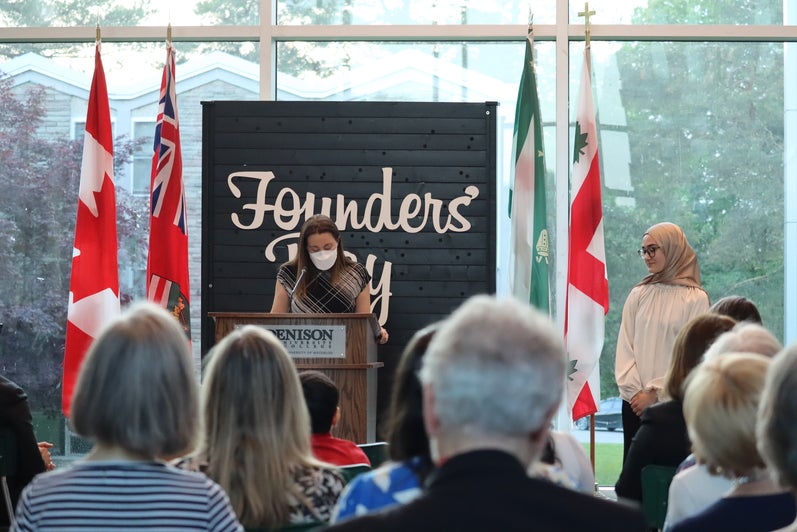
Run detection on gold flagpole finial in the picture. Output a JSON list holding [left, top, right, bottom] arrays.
[[167, 23, 172, 45], [95, 23, 101, 44], [578, 2, 596, 48], [527, 8, 534, 38]]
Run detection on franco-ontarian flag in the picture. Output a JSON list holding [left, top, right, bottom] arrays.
[[62, 42, 120, 416], [146, 42, 191, 337], [566, 46, 609, 421], [509, 34, 550, 312]]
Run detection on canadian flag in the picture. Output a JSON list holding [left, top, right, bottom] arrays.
[[62, 43, 120, 416], [566, 47, 609, 421]]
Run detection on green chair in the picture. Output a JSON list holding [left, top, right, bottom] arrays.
[[245, 520, 326, 532], [357, 441, 389, 467], [641, 465, 677, 531], [339, 463, 371, 484]]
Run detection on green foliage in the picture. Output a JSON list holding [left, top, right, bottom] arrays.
[[0, 73, 144, 408], [600, 33, 785, 398], [0, 0, 152, 59], [633, 0, 781, 25], [194, 0, 352, 76], [0, 0, 150, 27]]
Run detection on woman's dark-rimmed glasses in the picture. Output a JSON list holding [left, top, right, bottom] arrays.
[[637, 245, 660, 258]]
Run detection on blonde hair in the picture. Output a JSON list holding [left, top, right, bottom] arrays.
[[201, 325, 321, 528], [703, 322, 782, 361], [683, 352, 770, 477], [71, 302, 198, 460]]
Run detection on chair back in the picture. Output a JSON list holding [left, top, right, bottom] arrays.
[[641, 465, 677, 531], [339, 463, 371, 484], [245, 520, 326, 532], [357, 441, 389, 467]]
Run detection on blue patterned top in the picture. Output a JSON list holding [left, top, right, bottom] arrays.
[[331, 457, 425, 522]]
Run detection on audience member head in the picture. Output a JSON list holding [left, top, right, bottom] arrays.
[[300, 370, 340, 435], [201, 325, 315, 527], [71, 302, 198, 460], [683, 352, 770, 478], [638, 221, 701, 288], [663, 313, 736, 402], [709, 295, 762, 324], [757, 343, 797, 492], [703, 322, 782, 361], [383, 323, 439, 475], [419, 295, 565, 466]]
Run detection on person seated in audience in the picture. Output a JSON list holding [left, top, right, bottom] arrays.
[[664, 321, 782, 530], [299, 370, 371, 467], [669, 352, 795, 532], [708, 295, 762, 324], [757, 342, 797, 532], [529, 429, 595, 494], [0, 374, 55, 525], [332, 323, 438, 522], [196, 325, 344, 528], [14, 303, 242, 531], [326, 295, 646, 532], [703, 321, 781, 361], [615, 313, 736, 501]]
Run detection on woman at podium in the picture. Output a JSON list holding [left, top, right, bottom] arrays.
[[271, 215, 388, 343]]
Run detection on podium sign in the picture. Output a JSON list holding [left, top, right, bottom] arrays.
[[259, 324, 346, 358]]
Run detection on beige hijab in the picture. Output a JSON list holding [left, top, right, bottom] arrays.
[[637, 222, 703, 288]]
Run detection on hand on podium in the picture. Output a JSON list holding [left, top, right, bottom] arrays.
[[377, 327, 389, 344]]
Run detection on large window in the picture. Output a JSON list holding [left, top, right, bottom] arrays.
[[0, 1, 791, 483]]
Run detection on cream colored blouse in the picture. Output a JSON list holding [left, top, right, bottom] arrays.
[[615, 283, 709, 402]]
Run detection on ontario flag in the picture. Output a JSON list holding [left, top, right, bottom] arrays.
[[62, 43, 120, 416], [566, 46, 609, 422], [508, 33, 550, 312], [146, 43, 190, 336]]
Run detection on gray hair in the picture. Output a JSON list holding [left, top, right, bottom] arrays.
[[757, 343, 797, 491], [703, 322, 782, 360], [419, 295, 565, 437], [71, 302, 198, 459]]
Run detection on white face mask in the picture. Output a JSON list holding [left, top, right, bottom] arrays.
[[309, 248, 338, 271]]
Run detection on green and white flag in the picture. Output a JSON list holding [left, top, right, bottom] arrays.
[[509, 35, 550, 313]]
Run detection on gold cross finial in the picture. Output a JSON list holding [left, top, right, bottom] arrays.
[[578, 2, 596, 47]]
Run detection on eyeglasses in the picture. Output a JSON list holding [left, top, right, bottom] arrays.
[[637, 245, 661, 258]]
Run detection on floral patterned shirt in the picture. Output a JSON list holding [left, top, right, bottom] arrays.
[[287, 463, 346, 522]]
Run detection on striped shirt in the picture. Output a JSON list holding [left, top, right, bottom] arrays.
[[13, 461, 242, 531], [278, 263, 370, 314]]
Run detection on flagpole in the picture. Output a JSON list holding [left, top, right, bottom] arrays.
[[62, 24, 120, 415], [508, 9, 551, 315], [146, 35, 192, 341], [574, 1, 600, 476]]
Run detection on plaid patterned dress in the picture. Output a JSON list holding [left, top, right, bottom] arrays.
[[277, 262, 370, 313]]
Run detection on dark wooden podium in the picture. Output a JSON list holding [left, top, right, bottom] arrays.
[[207, 312, 383, 444]]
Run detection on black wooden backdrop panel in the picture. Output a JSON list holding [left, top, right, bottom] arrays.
[[202, 101, 497, 430]]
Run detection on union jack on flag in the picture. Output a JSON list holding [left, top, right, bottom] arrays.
[[146, 43, 190, 336]]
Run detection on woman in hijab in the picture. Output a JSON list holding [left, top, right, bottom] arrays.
[[615, 222, 710, 460]]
